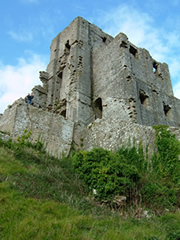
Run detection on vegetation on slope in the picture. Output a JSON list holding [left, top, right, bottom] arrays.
[[0, 126, 180, 239], [73, 126, 180, 212]]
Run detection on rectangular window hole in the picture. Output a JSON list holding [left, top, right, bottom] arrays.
[[129, 45, 138, 57]]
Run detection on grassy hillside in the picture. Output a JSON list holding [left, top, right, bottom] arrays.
[[0, 129, 180, 239]]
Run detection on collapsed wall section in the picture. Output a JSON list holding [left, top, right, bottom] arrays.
[[35, 16, 180, 127], [41, 17, 113, 125], [75, 17, 113, 125], [1, 16, 180, 161], [0, 100, 74, 157], [73, 118, 157, 159], [0, 99, 21, 134], [45, 18, 80, 119], [92, 33, 139, 123], [92, 32, 180, 127]]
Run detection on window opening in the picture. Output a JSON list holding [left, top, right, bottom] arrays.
[[102, 37, 107, 42], [139, 90, 149, 108], [129, 45, 138, 57], [120, 41, 128, 48], [153, 61, 158, 73], [58, 71, 63, 79], [94, 98, 103, 119], [163, 102, 171, 117]]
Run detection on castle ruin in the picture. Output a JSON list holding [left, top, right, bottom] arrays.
[[1, 17, 180, 156]]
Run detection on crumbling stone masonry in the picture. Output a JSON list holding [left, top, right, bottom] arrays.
[[1, 17, 180, 156]]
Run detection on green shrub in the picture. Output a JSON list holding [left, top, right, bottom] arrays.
[[1, 125, 179, 212], [72, 148, 140, 201], [117, 144, 147, 172], [141, 182, 178, 209], [152, 126, 180, 183], [72, 129, 180, 210], [17, 129, 32, 147]]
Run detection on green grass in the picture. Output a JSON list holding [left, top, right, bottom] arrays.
[[0, 144, 180, 239]]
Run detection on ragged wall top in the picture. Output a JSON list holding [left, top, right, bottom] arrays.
[[92, 32, 180, 127], [1, 16, 180, 158], [34, 16, 180, 127], [41, 17, 113, 125]]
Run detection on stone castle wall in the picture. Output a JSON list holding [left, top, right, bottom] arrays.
[[30, 16, 180, 128], [1, 16, 180, 157], [0, 99, 74, 157], [92, 32, 180, 127]]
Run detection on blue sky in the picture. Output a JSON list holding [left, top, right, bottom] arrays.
[[0, 0, 180, 113]]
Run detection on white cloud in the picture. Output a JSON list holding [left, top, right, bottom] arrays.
[[97, 5, 151, 43], [96, 5, 180, 61], [8, 30, 33, 42], [0, 54, 47, 113], [96, 5, 167, 60]]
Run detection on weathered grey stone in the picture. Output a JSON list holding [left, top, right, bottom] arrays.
[[0, 132, 10, 142], [0, 16, 180, 157], [74, 119, 157, 160], [0, 100, 74, 157]]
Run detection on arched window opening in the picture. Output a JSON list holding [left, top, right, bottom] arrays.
[[94, 98, 103, 119], [139, 90, 149, 108], [153, 61, 158, 73], [163, 102, 171, 118]]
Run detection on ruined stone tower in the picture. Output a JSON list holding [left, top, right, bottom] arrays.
[[1, 16, 180, 156], [33, 16, 180, 127], [36, 17, 113, 125]]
